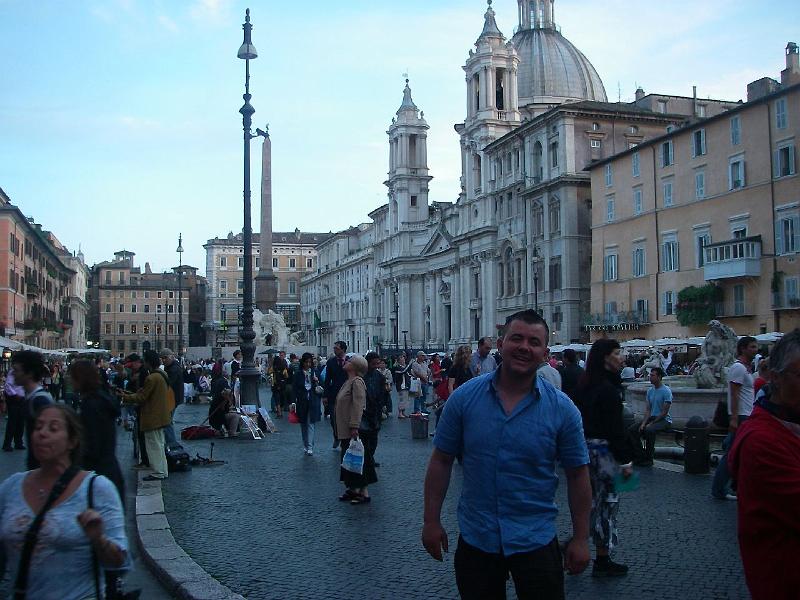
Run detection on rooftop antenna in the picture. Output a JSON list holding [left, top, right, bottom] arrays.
[[617, 81, 621, 103]]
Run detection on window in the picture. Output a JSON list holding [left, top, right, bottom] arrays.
[[663, 291, 675, 315], [272, 258, 278, 268], [237, 280, 244, 298], [633, 188, 643, 215], [131, 304, 137, 313], [238, 257, 244, 269], [732, 227, 747, 239], [410, 195, 418, 207], [105, 303, 111, 313], [157, 291, 162, 299], [288, 280, 297, 295], [632, 247, 646, 277], [774, 144, 797, 178], [289, 258, 297, 269], [131, 291, 137, 299], [603, 253, 618, 281], [606, 197, 615, 222], [168, 291, 174, 299], [776, 98, 787, 129], [696, 233, 711, 268], [548, 258, 562, 290], [604, 301, 618, 316], [691, 129, 706, 157], [729, 158, 746, 189], [143, 324, 150, 335], [219, 280, 227, 292], [168, 304, 175, 313], [306, 258, 313, 268], [117, 340, 125, 352], [118, 323, 125, 334], [662, 236, 679, 272], [777, 215, 800, 254], [219, 256, 227, 267], [157, 304, 162, 314], [730, 116, 741, 146], [695, 172, 705, 199], [663, 181, 674, 207], [118, 304, 125, 313], [549, 200, 560, 234], [733, 285, 746, 316], [785, 277, 799, 306], [104, 323, 111, 334], [605, 164, 613, 187], [658, 100, 667, 113], [632, 152, 640, 177], [255, 257, 260, 268], [168, 324, 175, 335], [590, 139, 601, 149], [661, 140, 674, 167], [636, 298, 649, 321], [118, 272, 125, 284], [130, 324, 137, 335], [549, 141, 558, 169], [697, 104, 706, 118]]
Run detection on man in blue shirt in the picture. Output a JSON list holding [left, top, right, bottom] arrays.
[[628, 367, 673, 467], [422, 310, 592, 599]]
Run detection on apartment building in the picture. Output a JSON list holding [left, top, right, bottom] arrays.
[[588, 44, 800, 340]]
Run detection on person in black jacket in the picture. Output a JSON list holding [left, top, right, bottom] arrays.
[[160, 348, 183, 448], [574, 338, 633, 578], [323, 341, 348, 449], [70, 358, 126, 597], [292, 353, 322, 455]]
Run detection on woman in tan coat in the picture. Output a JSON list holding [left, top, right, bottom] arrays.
[[335, 354, 372, 503]]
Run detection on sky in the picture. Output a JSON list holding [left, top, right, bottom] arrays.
[[1, 0, 798, 275]]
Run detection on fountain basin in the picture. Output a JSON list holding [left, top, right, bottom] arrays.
[[624, 381, 725, 429]]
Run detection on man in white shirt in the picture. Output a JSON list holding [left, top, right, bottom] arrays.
[[537, 351, 562, 390], [470, 337, 498, 376], [711, 336, 758, 500]]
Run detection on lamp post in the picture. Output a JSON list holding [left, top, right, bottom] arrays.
[[402, 329, 409, 356], [236, 8, 262, 409], [163, 271, 169, 351], [176, 233, 184, 358]]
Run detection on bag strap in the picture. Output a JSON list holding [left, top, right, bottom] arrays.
[[14, 465, 80, 600], [88, 474, 103, 600]]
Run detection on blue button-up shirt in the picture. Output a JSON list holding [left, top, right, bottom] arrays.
[[434, 368, 589, 556]]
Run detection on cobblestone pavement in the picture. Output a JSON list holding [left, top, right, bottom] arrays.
[[0, 414, 174, 598], [163, 388, 749, 600]]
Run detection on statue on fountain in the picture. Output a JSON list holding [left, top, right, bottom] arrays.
[[693, 320, 738, 388], [252, 308, 304, 347]]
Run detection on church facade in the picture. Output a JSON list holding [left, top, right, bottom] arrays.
[[300, 0, 727, 353]]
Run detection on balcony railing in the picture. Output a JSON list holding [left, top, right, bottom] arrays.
[[704, 236, 762, 281], [582, 310, 651, 332], [345, 318, 356, 326]]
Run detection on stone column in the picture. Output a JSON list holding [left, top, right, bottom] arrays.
[[429, 270, 439, 346], [255, 134, 278, 311]]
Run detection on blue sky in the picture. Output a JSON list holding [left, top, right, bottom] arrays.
[[1, 0, 797, 274]]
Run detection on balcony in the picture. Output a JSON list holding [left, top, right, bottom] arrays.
[[582, 310, 651, 332], [345, 318, 356, 326], [25, 279, 39, 298], [704, 236, 762, 281]]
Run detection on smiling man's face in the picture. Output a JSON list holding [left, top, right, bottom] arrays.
[[497, 320, 548, 378]]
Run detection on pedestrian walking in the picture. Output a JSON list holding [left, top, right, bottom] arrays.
[[160, 348, 183, 448], [574, 338, 634, 577], [410, 351, 431, 414], [729, 329, 800, 600], [335, 354, 375, 504], [447, 345, 473, 396], [423, 310, 592, 599], [324, 341, 348, 449], [0, 404, 129, 600], [392, 354, 412, 418], [2, 369, 27, 453], [712, 336, 758, 500], [293, 352, 322, 455], [10, 351, 54, 470]]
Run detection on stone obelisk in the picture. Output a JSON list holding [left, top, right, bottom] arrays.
[[255, 130, 278, 311]]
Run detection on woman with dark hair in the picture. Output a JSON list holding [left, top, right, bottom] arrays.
[[11, 350, 54, 470], [447, 345, 474, 395], [70, 360, 124, 501], [293, 352, 322, 455], [0, 404, 129, 599], [574, 338, 634, 578]]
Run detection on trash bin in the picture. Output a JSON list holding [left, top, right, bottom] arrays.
[[684, 415, 710, 474], [410, 414, 429, 439]]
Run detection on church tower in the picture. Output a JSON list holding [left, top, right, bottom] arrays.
[[385, 80, 432, 231], [458, 0, 520, 201]]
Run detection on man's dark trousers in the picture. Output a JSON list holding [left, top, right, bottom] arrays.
[[2, 397, 25, 449], [454, 536, 564, 600]]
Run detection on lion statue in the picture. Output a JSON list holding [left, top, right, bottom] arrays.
[[693, 320, 738, 388]]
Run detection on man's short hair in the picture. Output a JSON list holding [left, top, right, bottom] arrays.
[[502, 310, 549, 344], [650, 367, 665, 378], [478, 337, 490, 347], [737, 336, 757, 355], [365, 351, 380, 363], [562, 349, 577, 363], [159, 348, 175, 358], [334, 340, 347, 352]]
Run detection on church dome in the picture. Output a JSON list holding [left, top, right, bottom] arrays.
[[511, 1, 607, 104]]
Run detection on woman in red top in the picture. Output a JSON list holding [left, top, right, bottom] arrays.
[[729, 329, 800, 600]]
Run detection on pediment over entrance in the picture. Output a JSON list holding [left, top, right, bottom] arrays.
[[422, 223, 453, 255]]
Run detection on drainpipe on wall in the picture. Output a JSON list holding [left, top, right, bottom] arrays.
[[766, 100, 781, 331]]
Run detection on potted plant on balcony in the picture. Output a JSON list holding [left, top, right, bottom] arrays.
[[676, 284, 723, 326]]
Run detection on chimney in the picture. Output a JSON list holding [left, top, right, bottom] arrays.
[[782, 42, 800, 86], [634, 86, 645, 101], [692, 85, 698, 117]]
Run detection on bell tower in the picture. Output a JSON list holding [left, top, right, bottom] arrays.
[[385, 80, 432, 230]]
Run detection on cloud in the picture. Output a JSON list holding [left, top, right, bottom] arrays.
[[157, 14, 178, 32], [190, 0, 233, 25]]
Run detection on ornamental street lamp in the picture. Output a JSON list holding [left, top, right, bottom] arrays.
[[176, 233, 184, 358], [236, 8, 265, 409], [532, 244, 540, 313], [402, 330, 409, 356]]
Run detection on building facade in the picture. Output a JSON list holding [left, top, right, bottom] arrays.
[[588, 45, 800, 340], [0, 189, 88, 350], [204, 230, 331, 346], [302, 0, 736, 352], [88, 251, 202, 356]]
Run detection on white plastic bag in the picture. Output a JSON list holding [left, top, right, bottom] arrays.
[[409, 378, 422, 395], [341, 437, 365, 475]]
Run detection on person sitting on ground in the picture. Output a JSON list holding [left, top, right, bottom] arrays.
[[628, 367, 673, 466], [0, 404, 129, 599]]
